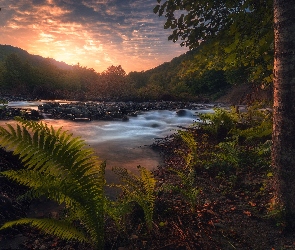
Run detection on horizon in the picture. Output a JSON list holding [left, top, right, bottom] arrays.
[[0, 43, 184, 74], [0, 0, 189, 73]]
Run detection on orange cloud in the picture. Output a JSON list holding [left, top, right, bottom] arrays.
[[0, 0, 188, 73]]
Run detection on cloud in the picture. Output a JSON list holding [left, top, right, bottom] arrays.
[[0, 0, 188, 73]]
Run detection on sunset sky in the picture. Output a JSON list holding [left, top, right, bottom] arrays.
[[0, 0, 189, 73]]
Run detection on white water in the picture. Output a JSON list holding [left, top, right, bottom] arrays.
[[1, 101, 215, 184], [37, 109, 208, 172]]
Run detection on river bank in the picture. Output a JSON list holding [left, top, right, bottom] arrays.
[[1, 121, 295, 249], [1, 99, 225, 122]]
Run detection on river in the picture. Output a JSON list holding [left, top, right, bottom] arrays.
[[1, 101, 215, 184]]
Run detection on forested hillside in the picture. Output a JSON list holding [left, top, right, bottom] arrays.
[[0, 44, 268, 102]]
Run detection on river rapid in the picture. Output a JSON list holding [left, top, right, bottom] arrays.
[[0, 101, 216, 185]]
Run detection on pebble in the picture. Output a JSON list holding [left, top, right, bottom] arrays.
[[0, 100, 221, 121]]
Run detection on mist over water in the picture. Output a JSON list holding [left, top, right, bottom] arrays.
[[42, 109, 207, 173], [1, 101, 215, 185]]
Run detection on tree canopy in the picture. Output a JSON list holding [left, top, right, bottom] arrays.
[[154, 0, 274, 84], [0, 46, 235, 102]]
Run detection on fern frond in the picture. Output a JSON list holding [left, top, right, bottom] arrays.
[[0, 120, 106, 249], [113, 166, 156, 229], [139, 166, 156, 195], [0, 119, 102, 181], [0, 218, 89, 243], [112, 167, 142, 191], [178, 130, 198, 168], [105, 197, 131, 230]]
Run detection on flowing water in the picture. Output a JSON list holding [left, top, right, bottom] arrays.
[[1, 101, 215, 186]]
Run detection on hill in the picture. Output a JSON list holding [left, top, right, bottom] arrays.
[[0, 44, 73, 70], [0, 44, 270, 104]]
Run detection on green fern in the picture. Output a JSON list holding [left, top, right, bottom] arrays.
[[0, 218, 88, 243], [161, 168, 201, 212], [112, 165, 156, 230], [177, 130, 197, 168], [104, 197, 132, 231], [199, 107, 239, 137], [0, 117, 105, 250]]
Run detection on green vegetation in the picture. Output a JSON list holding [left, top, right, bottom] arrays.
[[0, 44, 264, 102], [154, 0, 273, 85], [0, 117, 156, 250], [112, 166, 156, 230], [161, 167, 201, 212], [0, 104, 281, 248], [1, 0, 295, 246], [0, 117, 106, 249]]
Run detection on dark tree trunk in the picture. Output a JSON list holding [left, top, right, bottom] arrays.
[[272, 0, 295, 229]]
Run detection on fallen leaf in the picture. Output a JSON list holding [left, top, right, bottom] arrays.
[[243, 210, 252, 216]]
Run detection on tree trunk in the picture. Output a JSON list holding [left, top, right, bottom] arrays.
[[272, 0, 295, 229]]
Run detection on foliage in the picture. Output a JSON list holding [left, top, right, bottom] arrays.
[[100, 65, 135, 100], [0, 117, 106, 249], [176, 130, 217, 169], [177, 130, 197, 168], [172, 105, 272, 198], [112, 166, 156, 230], [1, 218, 88, 242], [154, 0, 273, 84], [199, 107, 240, 139], [199, 105, 272, 142], [0, 44, 234, 102], [104, 196, 132, 231], [161, 168, 201, 212], [180, 69, 231, 97], [0, 117, 160, 249]]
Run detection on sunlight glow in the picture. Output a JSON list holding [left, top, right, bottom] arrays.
[[0, 0, 188, 73]]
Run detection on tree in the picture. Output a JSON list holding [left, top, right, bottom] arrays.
[[3, 53, 29, 94], [155, 0, 295, 229], [154, 0, 273, 84], [101, 65, 133, 100], [272, 0, 295, 230]]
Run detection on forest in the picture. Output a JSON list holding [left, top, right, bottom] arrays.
[[0, 44, 258, 103], [1, 0, 295, 249]]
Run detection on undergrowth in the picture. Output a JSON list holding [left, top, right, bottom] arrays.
[[0, 103, 275, 249]]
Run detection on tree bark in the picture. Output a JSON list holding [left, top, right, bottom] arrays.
[[272, 0, 295, 229]]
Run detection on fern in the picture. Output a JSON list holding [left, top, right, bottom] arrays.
[[177, 130, 197, 168], [104, 197, 132, 231], [0, 117, 106, 250], [112, 165, 156, 230], [217, 140, 240, 168], [199, 107, 239, 137], [161, 168, 200, 212], [0, 218, 89, 243]]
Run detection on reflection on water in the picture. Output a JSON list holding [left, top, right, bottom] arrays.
[[0, 102, 215, 183], [7, 100, 74, 110], [41, 109, 204, 172]]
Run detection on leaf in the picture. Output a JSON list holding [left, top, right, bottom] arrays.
[[164, 20, 172, 29], [153, 5, 160, 14], [267, 172, 273, 177], [224, 53, 236, 64], [0, 218, 89, 243], [0, 120, 106, 249]]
